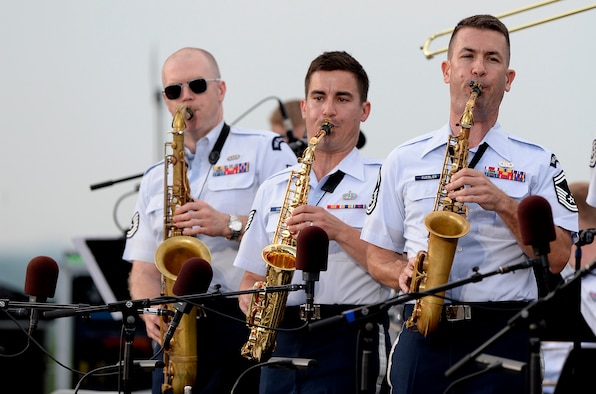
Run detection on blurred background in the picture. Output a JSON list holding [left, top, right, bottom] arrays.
[[0, 1, 594, 392]]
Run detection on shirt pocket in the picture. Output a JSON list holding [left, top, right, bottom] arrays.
[[207, 163, 257, 192], [146, 194, 164, 235], [475, 179, 529, 239], [328, 206, 368, 255], [405, 180, 437, 240], [265, 207, 283, 240]]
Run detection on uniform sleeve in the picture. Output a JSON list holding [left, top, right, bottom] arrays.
[[587, 137, 596, 207], [233, 182, 270, 276], [535, 153, 578, 233], [258, 135, 297, 181], [361, 152, 407, 253], [122, 169, 161, 264]]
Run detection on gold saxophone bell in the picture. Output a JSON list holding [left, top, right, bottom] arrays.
[[408, 211, 470, 336], [156, 237, 212, 282]]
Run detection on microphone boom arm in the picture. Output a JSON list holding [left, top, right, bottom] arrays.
[[309, 258, 536, 332]]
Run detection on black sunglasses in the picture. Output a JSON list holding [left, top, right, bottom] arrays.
[[163, 78, 221, 100]]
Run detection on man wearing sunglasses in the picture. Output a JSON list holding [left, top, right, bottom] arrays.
[[124, 47, 296, 394]]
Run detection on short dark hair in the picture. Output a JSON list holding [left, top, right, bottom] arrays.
[[304, 51, 369, 102], [448, 15, 511, 62]]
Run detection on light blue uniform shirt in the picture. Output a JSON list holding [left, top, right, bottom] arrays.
[[123, 120, 296, 293], [234, 148, 391, 306], [362, 123, 578, 302]]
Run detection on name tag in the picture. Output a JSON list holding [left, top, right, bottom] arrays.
[[415, 174, 440, 181]]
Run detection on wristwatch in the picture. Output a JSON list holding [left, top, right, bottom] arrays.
[[227, 215, 243, 241]]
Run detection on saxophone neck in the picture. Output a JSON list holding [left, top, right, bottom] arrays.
[[301, 118, 333, 163], [458, 81, 483, 131]]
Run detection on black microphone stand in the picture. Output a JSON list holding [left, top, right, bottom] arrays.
[[89, 172, 144, 191], [120, 303, 142, 394], [308, 259, 536, 332], [42, 284, 305, 393], [41, 298, 156, 394], [444, 258, 596, 394]]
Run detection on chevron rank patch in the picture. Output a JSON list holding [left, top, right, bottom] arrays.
[[554, 171, 577, 212], [126, 211, 140, 238], [245, 209, 256, 232], [366, 168, 381, 215]]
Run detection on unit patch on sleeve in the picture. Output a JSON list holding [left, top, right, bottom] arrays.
[[272, 136, 285, 151], [550, 154, 559, 169]]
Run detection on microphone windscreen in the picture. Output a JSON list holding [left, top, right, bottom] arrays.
[[172, 258, 213, 296], [24, 256, 59, 298], [518, 195, 556, 249], [296, 225, 329, 273]]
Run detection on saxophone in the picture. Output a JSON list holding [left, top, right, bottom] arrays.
[[154, 105, 212, 394], [405, 82, 481, 336], [241, 118, 333, 362]]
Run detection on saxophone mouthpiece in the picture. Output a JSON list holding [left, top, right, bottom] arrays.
[[321, 118, 333, 135], [184, 107, 194, 121], [469, 81, 482, 96], [171, 105, 194, 131]]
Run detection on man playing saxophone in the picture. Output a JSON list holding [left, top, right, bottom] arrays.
[[123, 47, 296, 394], [362, 15, 577, 394], [234, 51, 392, 393]]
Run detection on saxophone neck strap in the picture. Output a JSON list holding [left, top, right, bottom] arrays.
[[321, 170, 345, 193], [208, 123, 231, 165], [314, 170, 346, 206], [468, 142, 489, 169]]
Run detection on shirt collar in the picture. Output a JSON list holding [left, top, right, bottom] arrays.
[[327, 148, 366, 183], [186, 120, 225, 162], [421, 122, 511, 162]]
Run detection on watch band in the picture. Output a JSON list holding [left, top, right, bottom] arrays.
[[228, 214, 242, 241]]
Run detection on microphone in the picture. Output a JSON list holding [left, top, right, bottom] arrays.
[[163, 258, 212, 350], [141, 307, 175, 317], [295, 225, 329, 321], [277, 99, 296, 143], [24, 256, 59, 333], [518, 195, 557, 294]]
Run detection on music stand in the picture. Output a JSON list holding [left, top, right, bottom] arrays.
[[72, 236, 131, 320]]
